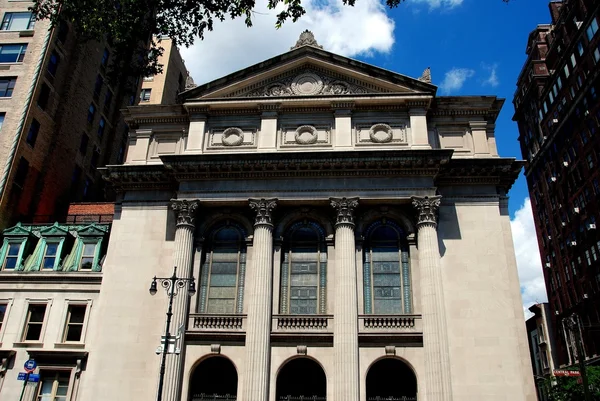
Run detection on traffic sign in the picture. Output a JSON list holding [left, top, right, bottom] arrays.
[[554, 370, 581, 377], [27, 374, 40, 383], [17, 372, 40, 382], [23, 359, 37, 373]]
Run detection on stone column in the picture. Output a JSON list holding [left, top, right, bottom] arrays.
[[330, 197, 360, 401], [243, 198, 277, 401], [411, 196, 453, 401], [162, 199, 199, 401]]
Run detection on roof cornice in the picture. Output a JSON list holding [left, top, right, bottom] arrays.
[[103, 151, 523, 193]]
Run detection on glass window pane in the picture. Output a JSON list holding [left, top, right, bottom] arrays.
[[5, 13, 32, 31], [65, 325, 82, 342], [8, 243, 21, 255], [80, 257, 93, 270], [25, 323, 42, 340], [372, 273, 401, 287], [83, 243, 96, 256], [374, 299, 402, 314], [69, 306, 86, 323], [4, 256, 18, 269], [209, 273, 237, 287], [30, 305, 46, 322], [45, 243, 58, 256]]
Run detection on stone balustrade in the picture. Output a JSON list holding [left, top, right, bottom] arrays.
[[358, 315, 422, 333], [188, 314, 246, 332], [272, 315, 333, 333]]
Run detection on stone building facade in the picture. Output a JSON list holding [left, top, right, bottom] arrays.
[[84, 33, 536, 401], [0, 33, 534, 401]]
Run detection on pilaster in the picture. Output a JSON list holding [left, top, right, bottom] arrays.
[[412, 196, 453, 401], [126, 128, 152, 163], [410, 108, 431, 149], [258, 104, 280, 151], [330, 197, 360, 401], [185, 113, 208, 152], [332, 103, 354, 149], [242, 198, 277, 401], [470, 120, 489, 157], [163, 199, 199, 401]]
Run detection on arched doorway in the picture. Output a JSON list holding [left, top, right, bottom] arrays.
[[276, 358, 326, 400], [189, 357, 238, 401], [366, 358, 417, 400]]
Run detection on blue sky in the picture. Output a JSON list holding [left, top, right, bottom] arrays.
[[180, 0, 551, 314]]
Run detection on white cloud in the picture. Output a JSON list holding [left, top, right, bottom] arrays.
[[510, 198, 548, 319], [410, 0, 463, 9], [482, 63, 499, 87], [180, 0, 395, 85], [438, 67, 474, 94]]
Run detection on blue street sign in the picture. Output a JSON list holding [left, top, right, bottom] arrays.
[[24, 359, 37, 373], [17, 372, 40, 382], [28, 374, 40, 383]]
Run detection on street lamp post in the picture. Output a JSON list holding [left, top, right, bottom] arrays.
[[149, 265, 196, 401]]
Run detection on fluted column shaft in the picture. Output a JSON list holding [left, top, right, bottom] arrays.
[[412, 196, 453, 401], [163, 200, 199, 401], [243, 198, 277, 401], [330, 197, 360, 401]]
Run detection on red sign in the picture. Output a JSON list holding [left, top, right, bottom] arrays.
[[554, 370, 581, 377]]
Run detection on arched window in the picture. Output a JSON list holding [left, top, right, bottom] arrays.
[[363, 220, 412, 314], [280, 221, 327, 315], [276, 358, 326, 400], [199, 224, 246, 314], [189, 356, 238, 401], [366, 358, 417, 400]]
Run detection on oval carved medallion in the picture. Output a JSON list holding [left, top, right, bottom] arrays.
[[222, 127, 244, 146], [369, 123, 393, 143], [295, 125, 319, 145]]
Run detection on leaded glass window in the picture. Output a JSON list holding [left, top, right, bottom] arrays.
[[199, 224, 246, 314], [280, 221, 327, 315], [363, 220, 412, 314]]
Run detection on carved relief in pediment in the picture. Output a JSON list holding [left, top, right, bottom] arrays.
[[232, 69, 378, 98]]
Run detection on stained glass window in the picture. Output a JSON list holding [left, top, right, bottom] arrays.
[[199, 224, 246, 314], [363, 220, 412, 314], [280, 221, 327, 315]]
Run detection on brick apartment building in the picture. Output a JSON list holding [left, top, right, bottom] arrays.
[[0, 2, 189, 228], [513, 0, 600, 368]]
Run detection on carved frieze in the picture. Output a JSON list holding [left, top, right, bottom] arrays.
[[240, 69, 371, 98]]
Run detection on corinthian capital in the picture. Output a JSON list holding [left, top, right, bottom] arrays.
[[411, 196, 441, 227], [171, 199, 200, 228], [330, 197, 359, 227], [249, 198, 278, 227]]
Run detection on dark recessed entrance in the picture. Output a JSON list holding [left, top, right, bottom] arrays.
[[276, 357, 326, 401], [366, 358, 417, 401], [189, 357, 238, 401]]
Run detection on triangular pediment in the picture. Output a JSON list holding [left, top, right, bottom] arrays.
[[39, 222, 70, 237], [77, 224, 109, 237], [3, 222, 32, 237], [182, 46, 436, 100]]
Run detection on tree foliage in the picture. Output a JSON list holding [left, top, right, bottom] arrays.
[[30, 0, 510, 78], [543, 367, 600, 401]]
